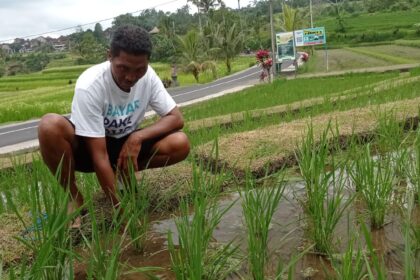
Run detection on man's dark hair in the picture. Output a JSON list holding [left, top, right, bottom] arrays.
[[110, 25, 152, 58]]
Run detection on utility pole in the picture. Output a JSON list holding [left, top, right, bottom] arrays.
[[238, 0, 240, 9], [310, 0, 314, 28], [269, 0, 276, 82]]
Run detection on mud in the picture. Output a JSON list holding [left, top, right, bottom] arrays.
[[97, 177, 416, 279]]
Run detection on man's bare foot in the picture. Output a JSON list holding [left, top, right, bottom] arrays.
[[67, 201, 83, 229]]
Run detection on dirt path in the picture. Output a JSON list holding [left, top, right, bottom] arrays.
[[195, 97, 420, 177]]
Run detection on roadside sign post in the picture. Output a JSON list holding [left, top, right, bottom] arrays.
[[293, 27, 328, 72], [275, 32, 296, 75]]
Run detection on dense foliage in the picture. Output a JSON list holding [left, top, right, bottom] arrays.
[[1, 0, 420, 76]]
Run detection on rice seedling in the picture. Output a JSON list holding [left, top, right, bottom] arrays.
[[4, 159, 77, 279], [81, 189, 133, 280], [361, 223, 387, 280], [117, 162, 152, 252], [275, 244, 313, 280], [404, 130, 420, 204], [240, 170, 286, 280], [167, 162, 238, 280], [375, 111, 405, 153], [348, 144, 395, 229], [3, 258, 31, 280], [402, 190, 418, 279], [296, 123, 353, 254], [330, 233, 367, 280]]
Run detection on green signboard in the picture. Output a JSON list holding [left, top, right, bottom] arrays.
[[294, 27, 326, 46]]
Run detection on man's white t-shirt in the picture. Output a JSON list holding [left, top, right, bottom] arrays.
[[69, 61, 176, 139]]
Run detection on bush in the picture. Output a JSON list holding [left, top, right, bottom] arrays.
[[24, 52, 50, 72], [389, 1, 411, 11], [0, 60, 5, 77], [151, 34, 176, 62]]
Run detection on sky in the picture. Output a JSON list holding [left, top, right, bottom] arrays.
[[0, 0, 253, 43]]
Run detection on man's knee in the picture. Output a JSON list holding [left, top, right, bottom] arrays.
[[39, 113, 63, 137], [38, 114, 74, 146], [170, 131, 190, 160]]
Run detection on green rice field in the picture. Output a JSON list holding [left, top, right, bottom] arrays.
[[1, 63, 420, 278], [0, 56, 254, 124]]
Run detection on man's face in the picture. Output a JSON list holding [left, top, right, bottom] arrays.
[[109, 51, 149, 92]]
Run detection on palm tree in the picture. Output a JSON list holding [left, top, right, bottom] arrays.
[[211, 19, 244, 73], [279, 3, 305, 32], [187, 0, 224, 13], [177, 30, 216, 82]]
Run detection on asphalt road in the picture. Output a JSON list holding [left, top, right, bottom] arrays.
[[0, 65, 261, 149]]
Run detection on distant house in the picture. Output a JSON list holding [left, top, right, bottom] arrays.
[[53, 44, 66, 51], [149, 26, 160, 34], [1, 44, 14, 55]]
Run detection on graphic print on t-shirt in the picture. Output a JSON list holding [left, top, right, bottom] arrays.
[[104, 100, 140, 136]]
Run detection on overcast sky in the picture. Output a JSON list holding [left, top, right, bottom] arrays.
[[0, 0, 254, 43]]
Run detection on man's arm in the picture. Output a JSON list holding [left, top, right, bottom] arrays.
[[84, 137, 119, 207], [117, 106, 184, 171]]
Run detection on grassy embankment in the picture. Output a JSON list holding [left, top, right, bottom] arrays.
[[315, 10, 420, 46], [299, 44, 420, 73]]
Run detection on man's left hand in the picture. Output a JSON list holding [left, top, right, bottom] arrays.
[[117, 133, 142, 172]]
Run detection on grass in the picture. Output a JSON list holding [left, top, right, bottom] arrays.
[[299, 48, 392, 73], [182, 71, 399, 121], [0, 57, 254, 125], [188, 75, 420, 166], [359, 45, 420, 62], [345, 47, 413, 64], [316, 11, 420, 34], [395, 39, 420, 48], [314, 10, 420, 46]]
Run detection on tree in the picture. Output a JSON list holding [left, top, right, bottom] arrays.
[[177, 30, 216, 82], [24, 52, 50, 72], [326, 0, 347, 32], [93, 23, 107, 45], [210, 14, 244, 73], [187, 0, 225, 13], [169, 5, 196, 35], [151, 34, 176, 62], [279, 3, 305, 32], [112, 13, 142, 28], [0, 57, 6, 77], [77, 32, 107, 64]]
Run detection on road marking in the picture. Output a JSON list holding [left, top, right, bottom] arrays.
[[0, 126, 38, 136], [0, 70, 259, 138], [171, 70, 258, 98]]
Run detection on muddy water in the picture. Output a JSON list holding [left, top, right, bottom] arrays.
[[71, 176, 420, 280], [116, 178, 418, 280]]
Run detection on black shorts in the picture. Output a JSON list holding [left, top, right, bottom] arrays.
[[67, 119, 162, 172]]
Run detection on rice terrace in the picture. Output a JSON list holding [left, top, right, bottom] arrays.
[[1, 0, 420, 279]]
